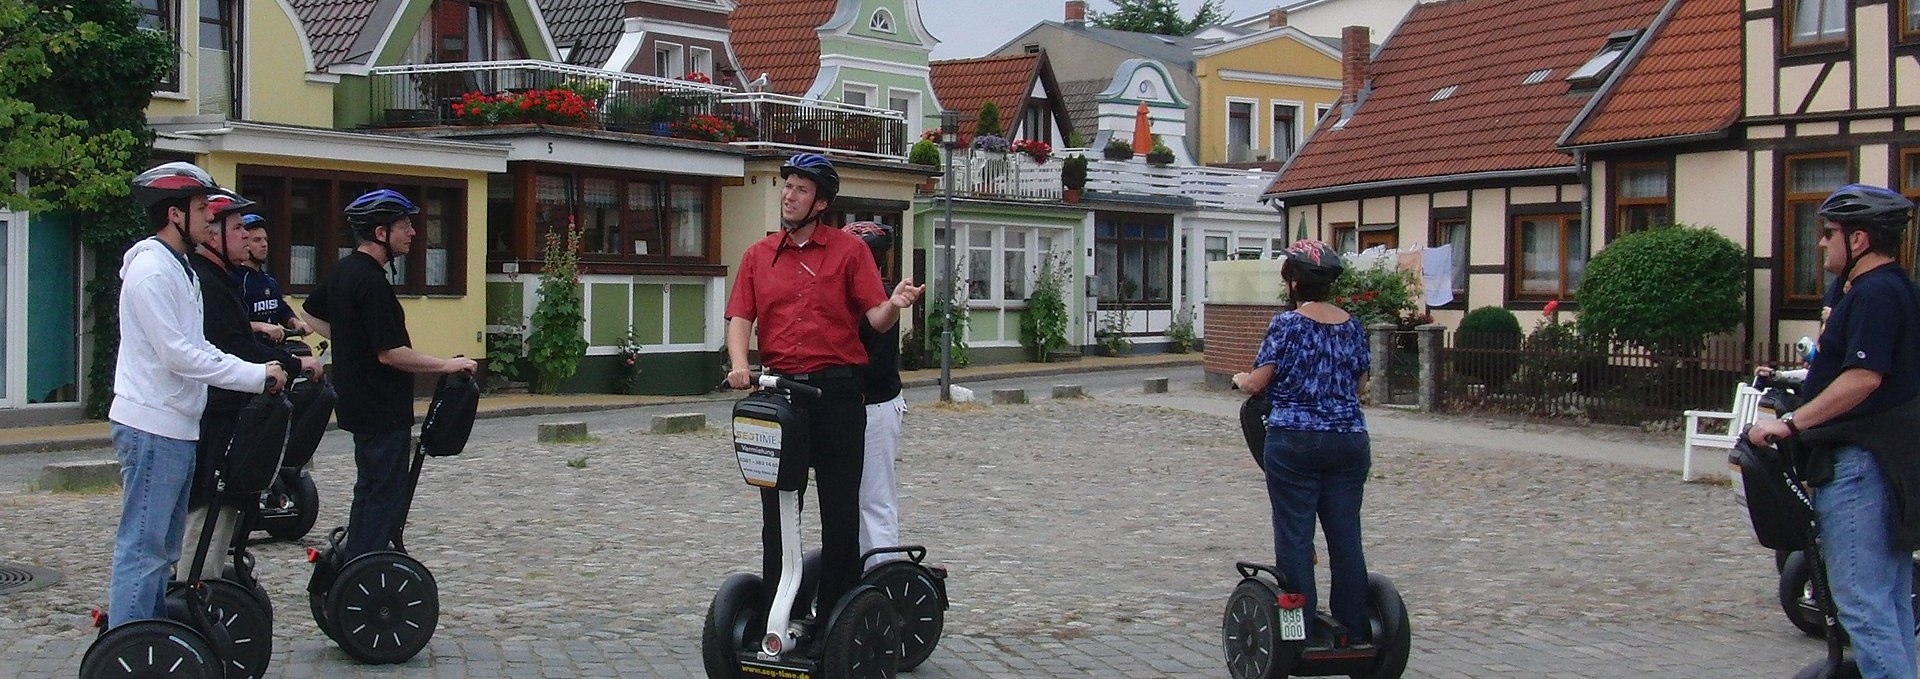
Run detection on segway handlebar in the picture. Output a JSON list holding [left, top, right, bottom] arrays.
[[754, 373, 822, 399]]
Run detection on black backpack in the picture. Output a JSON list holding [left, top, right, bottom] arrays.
[[224, 389, 292, 493], [419, 373, 480, 457], [281, 378, 336, 469], [1733, 437, 1817, 552]]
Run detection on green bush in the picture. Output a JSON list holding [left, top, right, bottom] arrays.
[[1019, 251, 1072, 361], [908, 139, 941, 166], [1577, 224, 1745, 356], [527, 222, 587, 394], [1455, 306, 1522, 389], [1103, 138, 1134, 161], [976, 102, 1002, 137], [1329, 265, 1417, 327], [1061, 154, 1089, 191]]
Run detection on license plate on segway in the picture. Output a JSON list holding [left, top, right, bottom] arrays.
[[733, 417, 783, 488], [1277, 593, 1308, 641]]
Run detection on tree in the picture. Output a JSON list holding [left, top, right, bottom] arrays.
[[1090, 0, 1230, 36], [2, 0, 171, 416], [975, 101, 1002, 137], [1576, 224, 1746, 356]]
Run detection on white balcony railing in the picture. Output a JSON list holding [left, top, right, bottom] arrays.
[[937, 148, 1274, 211]]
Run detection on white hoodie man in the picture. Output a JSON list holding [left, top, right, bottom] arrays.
[[106, 162, 285, 628]]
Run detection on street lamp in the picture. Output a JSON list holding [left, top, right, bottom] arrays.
[[939, 111, 959, 402]]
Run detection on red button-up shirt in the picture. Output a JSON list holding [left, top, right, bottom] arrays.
[[726, 226, 889, 374]]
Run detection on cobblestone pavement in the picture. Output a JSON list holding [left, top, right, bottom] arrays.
[[1, 384, 1832, 678]]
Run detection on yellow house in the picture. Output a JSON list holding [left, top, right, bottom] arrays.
[[1193, 22, 1345, 167], [140, 0, 553, 381]]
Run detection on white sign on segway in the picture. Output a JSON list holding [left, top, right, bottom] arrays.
[[733, 417, 783, 488]]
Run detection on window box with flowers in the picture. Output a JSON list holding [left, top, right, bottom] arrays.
[[673, 113, 737, 142], [613, 327, 644, 394], [453, 89, 597, 126], [1012, 139, 1052, 164], [971, 134, 1010, 155]]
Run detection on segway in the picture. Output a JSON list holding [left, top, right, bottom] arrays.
[[254, 334, 331, 541], [704, 373, 901, 679], [81, 380, 292, 679], [1223, 393, 1411, 679], [793, 546, 951, 671], [1778, 551, 1920, 639], [306, 372, 478, 664], [1733, 373, 1860, 679]]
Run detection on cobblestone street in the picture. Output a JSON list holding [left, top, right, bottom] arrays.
[[0, 381, 1828, 678]]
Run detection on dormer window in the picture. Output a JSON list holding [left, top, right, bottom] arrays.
[[1567, 30, 1639, 89], [869, 8, 895, 33]]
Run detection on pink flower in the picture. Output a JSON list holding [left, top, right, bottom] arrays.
[[1543, 300, 1560, 315]]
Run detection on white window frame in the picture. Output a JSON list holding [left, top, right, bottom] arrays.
[[886, 88, 922, 141], [950, 223, 1073, 307], [654, 41, 685, 78], [841, 81, 878, 108], [1314, 104, 1333, 124], [868, 8, 896, 33], [0, 208, 25, 406], [1269, 100, 1303, 163], [1225, 96, 1258, 163], [689, 46, 714, 79]]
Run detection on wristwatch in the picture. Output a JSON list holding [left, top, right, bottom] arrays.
[[1780, 412, 1802, 436]]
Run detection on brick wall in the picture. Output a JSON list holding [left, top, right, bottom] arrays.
[[1203, 303, 1282, 378]]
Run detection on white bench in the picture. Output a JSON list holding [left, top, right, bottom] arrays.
[[1680, 384, 1763, 481]]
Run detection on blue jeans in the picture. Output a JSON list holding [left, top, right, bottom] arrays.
[[1815, 445, 1918, 679], [108, 423, 197, 627], [1264, 428, 1371, 642], [343, 428, 413, 560]]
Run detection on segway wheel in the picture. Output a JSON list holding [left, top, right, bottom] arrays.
[[79, 618, 221, 679], [1352, 573, 1411, 679], [326, 552, 439, 664], [702, 573, 766, 679], [1222, 578, 1294, 679], [819, 588, 900, 679], [264, 472, 320, 541], [864, 561, 945, 671], [206, 579, 274, 679], [1779, 551, 1830, 638]]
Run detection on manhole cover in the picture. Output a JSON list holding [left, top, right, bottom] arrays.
[[0, 562, 63, 595]]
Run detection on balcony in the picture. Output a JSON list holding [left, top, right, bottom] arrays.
[[934, 148, 1276, 211], [366, 60, 909, 160]]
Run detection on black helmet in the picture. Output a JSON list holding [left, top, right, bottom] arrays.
[[130, 162, 220, 208], [1818, 184, 1914, 232], [1281, 239, 1344, 288], [343, 188, 420, 236], [780, 153, 840, 204], [842, 221, 893, 255], [206, 189, 256, 221]]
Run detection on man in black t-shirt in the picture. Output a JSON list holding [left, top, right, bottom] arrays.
[[304, 189, 475, 560], [1748, 184, 1920, 679]]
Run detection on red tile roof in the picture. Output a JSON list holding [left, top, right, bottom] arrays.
[[1563, 0, 1741, 147], [289, 0, 384, 70], [931, 54, 1040, 137], [727, 0, 838, 97], [1267, 0, 1669, 198]]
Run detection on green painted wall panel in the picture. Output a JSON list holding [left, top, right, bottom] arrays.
[[588, 283, 629, 345], [668, 284, 705, 344], [968, 309, 1000, 340], [555, 351, 721, 395], [26, 214, 76, 403], [632, 284, 665, 345], [485, 281, 523, 326]]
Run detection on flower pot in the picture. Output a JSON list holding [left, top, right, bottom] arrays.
[[652, 122, 672, 136], [1063, 188, 1082, 204]]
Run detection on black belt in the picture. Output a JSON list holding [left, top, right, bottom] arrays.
[[769, 365, 856, 382]]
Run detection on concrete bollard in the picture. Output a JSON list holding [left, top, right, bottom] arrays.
[[538, 421, 591, 443], [1142, 377, 1169, 394], [650, 413, 707, 434], [1051, 384, 1085, 399], [991, 388, 1029, 405], [40, 460, 120, 492]]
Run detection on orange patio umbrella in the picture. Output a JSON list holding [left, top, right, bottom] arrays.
[[1131, 101, 1152, 155]]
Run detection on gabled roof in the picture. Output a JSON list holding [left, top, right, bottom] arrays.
[[1005, 21, 1211, 72], [289, 0, 385, 70], [1058, 78, 1106, 141], [538, 0, 624, 66], [931, 54, 1040, 136], [1266, 0, 1670, 199], [1561, 0, 1741, 149], [728, 0, 839, 96]]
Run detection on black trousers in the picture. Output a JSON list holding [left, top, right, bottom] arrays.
[[760, 373, 866, 620], [188, 406, 240, 510], [343, 427, 412, 560]]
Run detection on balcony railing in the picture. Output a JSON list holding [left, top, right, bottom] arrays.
[[937, 148, 1275, 211], [366, 60, 908, 160]]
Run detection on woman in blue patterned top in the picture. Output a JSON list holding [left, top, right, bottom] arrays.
[[1232, 239, 1373, 648]]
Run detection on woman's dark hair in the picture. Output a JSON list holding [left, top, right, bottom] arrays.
[[1288, 277, 1333, 304]]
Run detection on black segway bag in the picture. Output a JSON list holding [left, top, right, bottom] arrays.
[[732, 391, 811, 491], [224, 390, 292, 493], [1240, 394, 1269, 470], [420, 373, 480, 457], [282, 378, 336, 468], [1733, 436, 1816, 552]]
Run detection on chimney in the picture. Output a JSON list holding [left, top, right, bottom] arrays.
[[1065, 0, 1087, 26], [1340, 25, 1372, 106], [1267, 9, 1288, 28]]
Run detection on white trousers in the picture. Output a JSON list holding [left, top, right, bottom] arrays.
[[859, 395, 906, 570]]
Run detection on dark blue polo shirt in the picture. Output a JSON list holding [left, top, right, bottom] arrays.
[[1804, 265, 1920, 421], [233, 264, 293, 326]]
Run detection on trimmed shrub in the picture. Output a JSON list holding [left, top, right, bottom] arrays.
[[1577, 224, 1745, 356], [1455, 306, 1523, 390]]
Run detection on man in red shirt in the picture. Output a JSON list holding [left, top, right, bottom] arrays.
[[725, 152, 923, 626]]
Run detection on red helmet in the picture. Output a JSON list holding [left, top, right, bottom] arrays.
[[842, 221, 893, 254], [130, 162, 220, 208], [205, 189, 257, 221]]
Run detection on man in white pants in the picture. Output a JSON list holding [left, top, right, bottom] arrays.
[[844, 222, 906, 569]]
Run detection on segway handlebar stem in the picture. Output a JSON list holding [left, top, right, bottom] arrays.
[[755, 373, 823, 398], [762, 490, 805, 659]]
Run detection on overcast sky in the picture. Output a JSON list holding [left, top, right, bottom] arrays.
[[921, 0, 1289, 60]]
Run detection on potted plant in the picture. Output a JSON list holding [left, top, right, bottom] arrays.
[[975, 101, 1003, 137], [909, 140, 943, 192], [1146, 142, 1176, 166], [971, 134, 1010, 154], [1011, 138, 1052, 164], [1166, 305, 1196, 354], [1095, 308, 1133, 357], [672, 113, 736, 142], [1061, 154, 1088, 203], [1102, 138, 1134, 161]]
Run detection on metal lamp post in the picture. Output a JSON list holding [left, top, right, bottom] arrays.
[[939, 111, 959, 402]]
